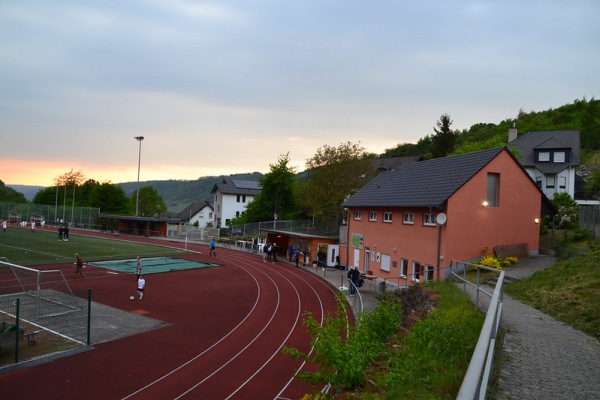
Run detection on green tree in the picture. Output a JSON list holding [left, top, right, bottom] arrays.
[[0, 180, 27, 203], [302, 141, 376, 224], [241, 153, 298, 223], [552, 192, 579, 229], [131, 186, 167, 217], [90, 182, 132, 214], [431, 113, 458, 158], [585, 169, 600, 198]]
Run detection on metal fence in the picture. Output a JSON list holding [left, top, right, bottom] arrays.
[[0, 202, 100, 230], [450, 260, 505, 400], [227, 219, 341, 238], [0, 262, 91, 370]]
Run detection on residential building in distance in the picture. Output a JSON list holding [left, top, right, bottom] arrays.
[[211, 177, 261, 228], [507, 128, 580, 201]]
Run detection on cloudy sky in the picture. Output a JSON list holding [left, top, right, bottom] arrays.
[[1, 1, 598, 187]]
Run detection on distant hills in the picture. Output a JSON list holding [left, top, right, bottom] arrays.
[[5, 185, 44, 201], [5, 98, 599, 212]]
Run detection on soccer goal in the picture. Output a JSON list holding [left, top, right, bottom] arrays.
[[0, 260, 81, 320]]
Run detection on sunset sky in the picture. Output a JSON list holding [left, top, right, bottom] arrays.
[[1, 1, 599, 187]]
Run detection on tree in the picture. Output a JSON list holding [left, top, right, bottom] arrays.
[[241, 153, 298, 223], [302, 141, 376, 224], [90, 182, 132, 214], [431, 113, 458, 158], [0, 180, 27, 203], [130, 186, 167, 217], [552, 192, 579, 229]]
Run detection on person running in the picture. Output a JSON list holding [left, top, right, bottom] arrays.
[[137, 275, 146, 299], [74, 253, 86, 280]]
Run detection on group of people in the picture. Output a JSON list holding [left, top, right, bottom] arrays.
[[57, 224, 70, 241], [263, 243, 278, 262]]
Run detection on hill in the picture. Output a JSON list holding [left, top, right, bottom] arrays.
[[117, 172, 265, 212]]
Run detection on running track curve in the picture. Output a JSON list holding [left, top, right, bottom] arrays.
[[0, 230, 351, 399]]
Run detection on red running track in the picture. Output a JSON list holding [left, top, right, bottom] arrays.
[[0, 231, 350, 399]]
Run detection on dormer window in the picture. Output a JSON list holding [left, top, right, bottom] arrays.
[[537, 150, 568, 163]]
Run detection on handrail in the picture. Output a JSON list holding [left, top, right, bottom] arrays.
[[452, 260, 505, 400]]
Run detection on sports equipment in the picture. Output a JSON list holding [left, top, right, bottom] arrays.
[[129, 296, 134, 301]]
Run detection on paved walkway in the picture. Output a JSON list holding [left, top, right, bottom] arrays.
[[485, 256, 600, 400], [305, 256, 600, 399]]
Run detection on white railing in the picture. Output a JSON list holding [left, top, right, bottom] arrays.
[[451, 261, 505, 400]]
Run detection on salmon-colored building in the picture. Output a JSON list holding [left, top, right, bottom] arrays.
[[340, 147, 553, 287]]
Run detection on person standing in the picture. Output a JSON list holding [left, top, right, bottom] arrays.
[[272, 243, 278, 263], [135, 256, 142, 280], [74, 253, 86, 280], [58, 225, 64, 241], [30, 220, 35, 233], [347, 266, 360, 295], [63, 224, 69, 241], [294, 249, 301, 268], [137, 275, 146, 299], [2, 220, 6, 232], [288, 245, 294, 261], [209, 239, 216, 257]]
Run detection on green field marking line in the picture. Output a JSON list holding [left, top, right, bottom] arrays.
[[0, 243, 72, 261]]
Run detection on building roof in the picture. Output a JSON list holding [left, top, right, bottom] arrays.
[[507, 130, 580, 174], [372, 156, 423, 172], [211, 176, 262, 195], [161, 202, 213, 222], [343, 147, 506, 209]]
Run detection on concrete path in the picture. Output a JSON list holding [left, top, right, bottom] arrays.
[[489, 256, 600, 400]]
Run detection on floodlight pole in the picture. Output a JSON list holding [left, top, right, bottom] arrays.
[[134, 136, 144, 216]]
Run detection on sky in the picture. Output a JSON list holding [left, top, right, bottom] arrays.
[[1, 1, 599, 187]]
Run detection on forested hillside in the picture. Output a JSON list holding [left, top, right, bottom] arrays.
[[117, 172, 264, 212], [383, 97, 600, 159]]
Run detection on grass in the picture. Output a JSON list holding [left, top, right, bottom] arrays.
[[0, 227, 190, 266], [504, 239, 600, 340], [326, 282, 485, 399]]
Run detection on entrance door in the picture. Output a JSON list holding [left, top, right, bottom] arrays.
[[364, 250, 371, 274]]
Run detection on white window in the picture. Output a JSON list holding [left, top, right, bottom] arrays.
[[354, 211, 361, 220], [383, 212, 392, 223], [559, 176, 567, 189], [400, 259, 408, 277], [487, 173, 500, 207], [369, 211, 377, 221], [535, 176, 542, 188], [546, 175, 555, 188], [381, 254, 391, 272], [403, 212, 414, 224], [538, 152, 550, 162], [554, 152, 565, 162], [423, 213, 436, 226], [426, 265, 435, 281], [412, 261, 421, 282]]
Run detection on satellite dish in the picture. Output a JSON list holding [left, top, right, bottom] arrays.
[[436, 213, 447, 225]]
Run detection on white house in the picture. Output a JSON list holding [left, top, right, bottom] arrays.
[[211, 177, 261, 228], [508, 128, 580, 201]]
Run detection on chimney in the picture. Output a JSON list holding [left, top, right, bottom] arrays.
[[508, 123, 517, 142]]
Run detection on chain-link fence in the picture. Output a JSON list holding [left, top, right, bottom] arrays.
[[0, 262, 91, 369], [0, 202, 101, 230]]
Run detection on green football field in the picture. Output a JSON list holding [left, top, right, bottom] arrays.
[[0, 227, 190, 266]]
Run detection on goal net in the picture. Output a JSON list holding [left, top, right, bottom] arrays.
[[0, 260, 81, 320]]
